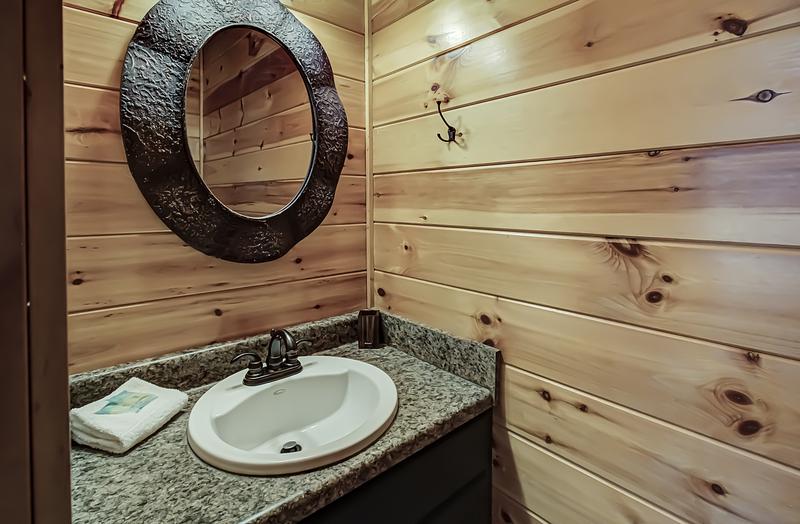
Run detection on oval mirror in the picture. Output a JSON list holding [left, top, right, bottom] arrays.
[[121, 0, 348, 263], [185, 28, 313, 218]]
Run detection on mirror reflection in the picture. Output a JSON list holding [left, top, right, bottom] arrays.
[[185, 27, 313, 218]]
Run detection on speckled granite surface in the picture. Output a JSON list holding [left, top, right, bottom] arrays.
[[70, 313, 359, 408], [382, 312, 498, 395], [71, 344, 492, 524], [70, 311, 497, 408]]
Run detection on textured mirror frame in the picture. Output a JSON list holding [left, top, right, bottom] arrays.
[[120, 0, 348, 263]]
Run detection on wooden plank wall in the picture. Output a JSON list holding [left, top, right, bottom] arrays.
[[63, 0, 366, 372], [369, 0, 800, 522]]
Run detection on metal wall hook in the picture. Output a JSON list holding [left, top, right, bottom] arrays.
[[436, 100, 458, 143]]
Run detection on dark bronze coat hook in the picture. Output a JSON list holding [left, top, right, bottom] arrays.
[[436, 101, 458, 143]]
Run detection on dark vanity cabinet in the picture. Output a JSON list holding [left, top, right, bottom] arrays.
[[304, 411, 492, 524]]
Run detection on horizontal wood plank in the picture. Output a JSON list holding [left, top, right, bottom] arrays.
[[207, 176, 366, 223], [65, 0, 364, 33], [63, 6, 134, 88], [68, 272, 366, 372], [493, 426, 679, 524], [370, 0, 434, 32], [67, 224, 366, 311], [293, 11, 364, 80], [492, 488, 548, 524], [64, 5, 364, 89], [202, 29, 282, 99], [203, 104, 313, 161], [372, 0, 570, 78], [203, 73, 365, 136], [66, 82, 363, 164], [204, 127, 365, 182], [499, 365, 800, 523], [373, 141, 800, 246], [66, 165, 365, 236], [64, 84, 122, 162], [373, 272, 800, 468], [373, 0, 800, 125], [374, 27, 800, 173], [281, 0, 364, 33], [373, 222, 800, 356]]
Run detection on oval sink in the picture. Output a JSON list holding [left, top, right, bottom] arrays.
[[187, 356, 398, 475]]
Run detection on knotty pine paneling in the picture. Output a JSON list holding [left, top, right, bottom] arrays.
[[66, 163, 365, 235], [68, 272, 366, 372], [500, 365, 800, 523], [374, 25, 800, 172], [203, 132, 365, 184], [370, 0, 433, 32], [68, 225, 366, 311], [204, 74, 365, 134], [374, 224, 800, 359], [65, 0, 364, 31], [373, 0, 800, 125], [65, 82, 364, 163], [374, 141, 800, 246], [371, 0, 800, 520], [492, 489, 547, 524], [63, 5, 364, 81], [373, 272, 800, 469], [493, 427, 679, 524], [372, 0, 571, 78], [63, 1, 366, 369], [203, 104, 313, 161]]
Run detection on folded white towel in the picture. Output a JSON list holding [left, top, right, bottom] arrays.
[[70, 378, 188, 454]]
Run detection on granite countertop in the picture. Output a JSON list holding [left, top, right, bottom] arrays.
[[71, 343, 493, 524]]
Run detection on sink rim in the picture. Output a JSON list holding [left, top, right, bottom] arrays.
[[187, 355, 398, 475]]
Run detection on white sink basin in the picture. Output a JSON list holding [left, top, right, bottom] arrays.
[[187, 356, 398, 475]]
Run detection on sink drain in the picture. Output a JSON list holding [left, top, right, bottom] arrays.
[[280, 441, 302, 454]]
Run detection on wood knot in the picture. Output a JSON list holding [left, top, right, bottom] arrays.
[[608, 238, 646, 258], [72, 278, 84, 286], [756, 89, 778, 103], [544, 434, 553, 444], [213, 308, 223, 317], [479, 314, 492, 325], [724, 389, 752, 405], [347, 153, 355, 159], [645, 291, 664, 304], [578, 403, 589, 413], [585, 41, 594, 48], [376, 287, 386, 297], [733, 89, 788, 103], [737, 419, 762, 436], [483, 339, 495, 347], [431, 83, 440, 92], [499, 509, 513, 523], [539, 390, 551, 402], [710, 483, 726, 496], [294, 257, 302, 264], [745, 351, 761, 364], [313, 304, 322, 310], [721, 17, 748, 36], [661, 274, 674, 283], [647, 150, 662, 157], [402, 243, 410, 251]]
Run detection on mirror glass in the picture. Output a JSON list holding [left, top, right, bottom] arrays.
[[185, 27, 313, 218]]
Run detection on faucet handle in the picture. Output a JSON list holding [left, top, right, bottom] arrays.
[[231, 352, 264, 379], [285, 339, 311, 368]]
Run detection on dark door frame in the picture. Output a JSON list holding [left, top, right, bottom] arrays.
[[1, 0, 71, 521]]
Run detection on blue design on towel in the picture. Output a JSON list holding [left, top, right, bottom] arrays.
[[95, 390, 157, 414]]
